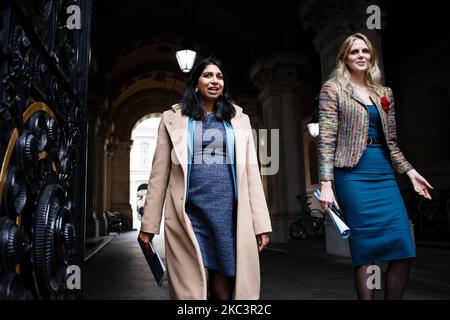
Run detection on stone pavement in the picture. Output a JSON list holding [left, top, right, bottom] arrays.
[[83, 229, 450, 300]]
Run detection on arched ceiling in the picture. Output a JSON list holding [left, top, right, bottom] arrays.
[[91, 1, 255, 91], [112, 88, 180, 140], [111, 70, 185, 115], [90, 0, 315, 104]]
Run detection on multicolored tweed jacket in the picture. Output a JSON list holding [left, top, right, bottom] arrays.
[[318, 79, 413, 181]]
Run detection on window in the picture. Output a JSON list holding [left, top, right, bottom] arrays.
[[141, 143, 149, 167]]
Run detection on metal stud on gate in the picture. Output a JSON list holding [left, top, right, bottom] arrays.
[[32, 184, 75, 296], [15, 130, 39, 171], [0, 217, 29, 274], [2, 166, 28, 217], [0, 273, 34, 300]]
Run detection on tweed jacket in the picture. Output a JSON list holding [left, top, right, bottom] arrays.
[[318, 79, 413, 181]]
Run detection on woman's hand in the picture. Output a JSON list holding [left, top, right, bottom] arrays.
[[319, 181, 340, 212], [139, 231, 155, 251], [256, 233, 270, 252], [407, 169, 433, 200]]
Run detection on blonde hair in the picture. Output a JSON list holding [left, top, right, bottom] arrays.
[[329, 33, 383, 93]]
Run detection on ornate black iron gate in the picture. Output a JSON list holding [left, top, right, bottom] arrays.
[[0, 0, 91, 299]]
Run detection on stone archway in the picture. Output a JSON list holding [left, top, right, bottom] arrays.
[[86, 34, 196, 237], [86, 1, 322, 242], [106, 73, 185, 231], [129, 114, 161, 225]]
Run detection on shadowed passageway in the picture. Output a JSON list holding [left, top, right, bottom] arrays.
[[84, 230, 450, 300]]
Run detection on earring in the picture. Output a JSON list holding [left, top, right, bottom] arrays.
[[194, 88, 198, 93]]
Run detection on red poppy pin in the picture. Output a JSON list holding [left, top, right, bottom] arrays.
[[380, 96, 390, 112]]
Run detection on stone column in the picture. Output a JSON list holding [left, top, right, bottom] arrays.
[[104, 135, 117, 212], [237, 96, 270, 200], [94, 116, 108, 236], [250, 53, 308, 243], [236, 95, 263, 130], [299, 0, 384, 81], [111, 139, 133, 230], [85, 114, 98, 239]]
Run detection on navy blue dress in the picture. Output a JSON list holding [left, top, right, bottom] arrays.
[[185, 113, 236, 277], [334, 105, 416, 266]]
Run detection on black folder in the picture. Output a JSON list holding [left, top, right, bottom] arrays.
[[137, 237, 165, 287]]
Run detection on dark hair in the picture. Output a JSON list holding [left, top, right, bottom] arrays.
[[181, 56, 236, 122]]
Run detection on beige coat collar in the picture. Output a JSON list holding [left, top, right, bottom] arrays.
[[164, 103, 245, 185]]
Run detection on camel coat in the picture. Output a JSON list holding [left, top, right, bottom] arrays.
[[140, 104, 272, 300]]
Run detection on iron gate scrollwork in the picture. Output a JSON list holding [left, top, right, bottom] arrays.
[[0, 0, 91, 299]]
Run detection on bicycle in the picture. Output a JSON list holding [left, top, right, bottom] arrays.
[[289, 194, 324, 239], [105, 210, 124, 234], [407, 188, 450, 240]]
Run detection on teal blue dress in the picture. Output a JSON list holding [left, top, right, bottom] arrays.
[[334, 105, 416, 266]]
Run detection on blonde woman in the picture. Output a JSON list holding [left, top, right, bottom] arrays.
[[318, 33, 433, 299]]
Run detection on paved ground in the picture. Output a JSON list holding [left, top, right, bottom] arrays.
[[84, 229, 450, 300]]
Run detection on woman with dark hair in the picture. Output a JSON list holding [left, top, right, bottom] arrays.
[[318, 33, 433, 300], [180, 56, 236, 121], [139, 56, 272, 300]]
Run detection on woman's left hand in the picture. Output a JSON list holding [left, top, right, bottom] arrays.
[[407, 169, 433, 200], [256, 233, 270, 252]]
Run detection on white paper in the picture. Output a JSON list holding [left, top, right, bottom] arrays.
[[307, 123, 319, 137], [314, 189, 351, 239]]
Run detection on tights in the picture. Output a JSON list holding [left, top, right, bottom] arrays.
[[207, 269, 235, 300], [354, 258, 413, 300]]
